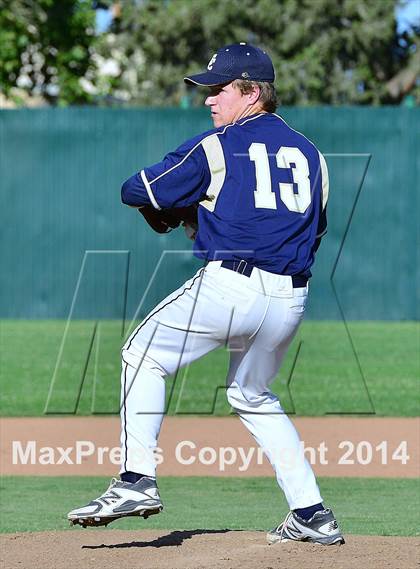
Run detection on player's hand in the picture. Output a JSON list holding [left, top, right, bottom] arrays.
[[183, 222, 198, 240]]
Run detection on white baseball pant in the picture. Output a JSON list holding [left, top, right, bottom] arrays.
[[119, 260, 322, 509]]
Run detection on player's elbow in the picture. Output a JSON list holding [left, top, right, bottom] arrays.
[[121, 175, 138, 206]]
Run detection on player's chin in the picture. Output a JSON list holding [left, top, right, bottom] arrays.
[[211, 114, 224, 128]]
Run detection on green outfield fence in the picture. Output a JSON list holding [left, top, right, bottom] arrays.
[[0, 107, 418, 320]]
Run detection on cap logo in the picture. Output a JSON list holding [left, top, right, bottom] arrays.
[[207, 53, 217, 70], [241, 71, 250, 78]]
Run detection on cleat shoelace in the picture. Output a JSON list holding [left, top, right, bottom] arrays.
[[277, 511, 293, 541]]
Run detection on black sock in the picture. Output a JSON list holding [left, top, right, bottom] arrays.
[[294, 502, 324, 521], [120, 471, 148, 483]]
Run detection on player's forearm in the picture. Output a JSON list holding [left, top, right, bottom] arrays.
[[121, 173, 151, 207]]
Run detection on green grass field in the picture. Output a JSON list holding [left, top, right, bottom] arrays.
[[0, 476, 419, 536], [0, 321, 418, 416], [1, 320, 419, 416]]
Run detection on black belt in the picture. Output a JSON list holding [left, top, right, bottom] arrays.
[[220, 260, 308, 287]]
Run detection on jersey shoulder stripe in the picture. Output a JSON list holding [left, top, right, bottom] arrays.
[[200, 134, 226, 212], [317, 151, 329, 209]]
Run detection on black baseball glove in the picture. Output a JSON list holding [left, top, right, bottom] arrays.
[[138, 204, 198, 235]]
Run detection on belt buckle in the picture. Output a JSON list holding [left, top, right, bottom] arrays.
[[237, 260, 247, 275]]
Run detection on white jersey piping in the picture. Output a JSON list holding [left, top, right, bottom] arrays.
[[140, 169, 161, 210]]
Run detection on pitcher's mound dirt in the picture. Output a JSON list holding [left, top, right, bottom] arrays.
[[1, 530, 418, 569]]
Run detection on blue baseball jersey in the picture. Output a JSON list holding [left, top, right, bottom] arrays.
[[121, 112, 328, 277]]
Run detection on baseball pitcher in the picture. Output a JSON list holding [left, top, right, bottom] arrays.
[[68, 42, 344, 546]]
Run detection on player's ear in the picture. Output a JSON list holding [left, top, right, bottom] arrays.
[[247, 84, 261, 105]]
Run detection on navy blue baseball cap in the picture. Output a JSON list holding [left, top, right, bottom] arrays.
[[184, 42, 275, 86]]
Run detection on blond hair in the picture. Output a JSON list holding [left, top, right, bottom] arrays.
[[233, 79, 277, 113]]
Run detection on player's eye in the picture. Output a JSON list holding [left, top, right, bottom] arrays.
[[209, 85, 225, 96]]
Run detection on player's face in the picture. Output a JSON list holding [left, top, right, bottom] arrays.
[[205, 82, 251, 127]]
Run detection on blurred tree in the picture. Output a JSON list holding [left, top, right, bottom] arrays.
[[387, 1, 420, 104], [0, 0, 96, 105], [95, 0, 419, 106]]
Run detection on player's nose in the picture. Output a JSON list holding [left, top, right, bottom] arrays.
[[205, 94, 216, 106]]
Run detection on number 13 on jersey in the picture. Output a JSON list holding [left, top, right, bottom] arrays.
[[249, 143, 311, 213]]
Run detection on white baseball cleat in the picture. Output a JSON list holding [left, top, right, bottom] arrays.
[[267, 508, 345, 545], [67, 477, 163, 528]]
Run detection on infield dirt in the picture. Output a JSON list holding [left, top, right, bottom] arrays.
[[1, 530, 419, 569]]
